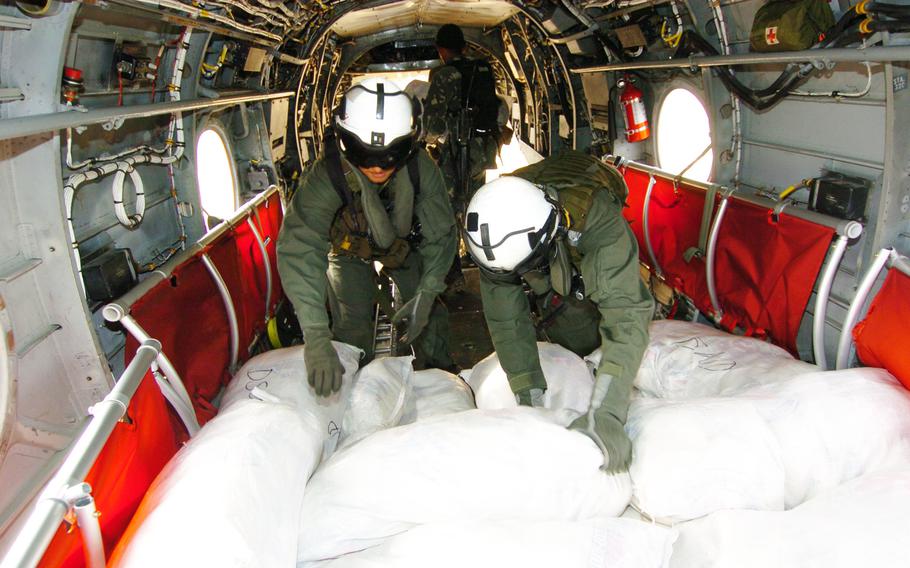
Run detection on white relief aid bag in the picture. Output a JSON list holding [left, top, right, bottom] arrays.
[[297, 407, 633, 563]]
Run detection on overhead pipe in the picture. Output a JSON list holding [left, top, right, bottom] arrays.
[[0, 91, 293, 142], [1, 340, 160, 568], [571, 45, 910, 73]]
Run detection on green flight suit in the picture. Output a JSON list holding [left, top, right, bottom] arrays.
[[277, 149, 457, 368], [479, 152, 653, 425]]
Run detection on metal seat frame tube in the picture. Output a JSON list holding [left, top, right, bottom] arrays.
[[246, 216, 273, 321], [812, 235, 850, 370], [642, 174, 663, 277], [118, 315, 200, 436], [201, 253, 240, 371], [835, 247, 894, 370], [705, 190, 734, 319]]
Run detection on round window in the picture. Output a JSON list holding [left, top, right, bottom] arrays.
[[196, 126, 238, 224], [656, 88, 714, 183]]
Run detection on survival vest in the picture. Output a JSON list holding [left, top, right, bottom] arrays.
[[446, 58, 500, 134], [514, 150, 628, 235], [323, 133, 422, 269]]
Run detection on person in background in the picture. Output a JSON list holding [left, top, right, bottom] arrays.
[[278, 79, 458, 396], [423, 23, 503, 290], [462, 150, 653, 473]]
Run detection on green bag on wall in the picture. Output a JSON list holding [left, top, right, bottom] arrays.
[[750, 0, 836, 52]]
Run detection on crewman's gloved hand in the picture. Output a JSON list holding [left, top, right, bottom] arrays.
[[568, 372, 632, 473], [569, 410, 632, 473], [515, 387, 545, 407], [303, 331, 344, 397], [392, 291, 434, 344]]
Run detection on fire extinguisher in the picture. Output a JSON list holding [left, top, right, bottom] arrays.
[[618, 75, 650, 143]]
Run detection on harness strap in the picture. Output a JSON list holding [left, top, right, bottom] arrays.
[[323, 130, 353, 207], [407, 153, 421, 201], [684, 183, 718, 263]]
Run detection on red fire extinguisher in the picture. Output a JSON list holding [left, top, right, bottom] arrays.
[[618, 75, 650, 143]]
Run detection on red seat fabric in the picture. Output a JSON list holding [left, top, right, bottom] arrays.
[[38, 195, 285, 567], [854, 268, 910, 389], [621, 167, 834, 354]]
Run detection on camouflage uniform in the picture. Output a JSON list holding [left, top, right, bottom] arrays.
[[423, 57, 499, 214]]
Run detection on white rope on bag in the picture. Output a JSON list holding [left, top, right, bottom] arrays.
[[112, 167, 146, 229]]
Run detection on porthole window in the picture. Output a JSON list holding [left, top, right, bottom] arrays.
[[656, 88, 714, 183], [196, 126, 238, 225]]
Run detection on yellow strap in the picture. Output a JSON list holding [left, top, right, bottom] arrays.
[[267, 316, 281, 349]]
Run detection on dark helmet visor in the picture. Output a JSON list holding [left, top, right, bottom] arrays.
[[337, 128, 415, 170]]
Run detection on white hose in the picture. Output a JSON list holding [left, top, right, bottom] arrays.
[[112, 167, 146, 229], [64, 27, 191, 296], [129, 0, 281, 42]]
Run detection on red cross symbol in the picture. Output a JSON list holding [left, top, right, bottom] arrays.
[[765, 26, 779, 45]]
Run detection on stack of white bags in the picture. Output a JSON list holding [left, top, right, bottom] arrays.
[[112, 321, 910, 568]]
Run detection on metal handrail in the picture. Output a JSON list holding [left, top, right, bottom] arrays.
[[571, 45, 910, 74], [619, 160, 864, 238], [1, 340, 161, 568], [620, 160, 864, 358], [0, 91, 293, 142], [103, 185, 279, 321], [835, 248, 905, 370], [102, 185, 279, 434]]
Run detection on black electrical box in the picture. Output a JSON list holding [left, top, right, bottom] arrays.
[[82, 249, 137, 303], [809, 172, 869, 221]]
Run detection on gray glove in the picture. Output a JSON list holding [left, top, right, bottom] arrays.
[[569, 373, 633, 473], [303, 330, 344, 397], [392, 291, 434, 345], [515, 387, 545, 407]]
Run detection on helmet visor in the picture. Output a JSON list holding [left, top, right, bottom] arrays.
[[337, 128, 415, 170]]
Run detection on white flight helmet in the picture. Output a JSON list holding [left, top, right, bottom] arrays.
[[334, 78, 417, 170], [464, 176, 562, 277]]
